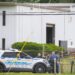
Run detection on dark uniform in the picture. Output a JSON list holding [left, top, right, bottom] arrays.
[[49, 53, 59, 73]]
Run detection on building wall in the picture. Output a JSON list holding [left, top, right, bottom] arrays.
[[65, 15, 75, 48], [0, 5, 75, 49], [16, 6, 75, 48], [0, 6, 17, 49], [16, 6, 65, 45], [16, 6, 59, 43]]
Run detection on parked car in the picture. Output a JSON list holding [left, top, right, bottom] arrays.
[[0, 49, 50, 73]]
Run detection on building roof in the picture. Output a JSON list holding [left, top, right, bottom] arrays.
[[0, 2, 75, 12]]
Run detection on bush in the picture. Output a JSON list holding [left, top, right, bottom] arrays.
[[12, 42, 42, 50], [12, 42, 64, 57]]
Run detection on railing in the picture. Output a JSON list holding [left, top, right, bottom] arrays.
[[60, 63, 75, 73], [57, 58, 75, 74]]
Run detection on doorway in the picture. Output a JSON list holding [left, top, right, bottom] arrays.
[[46, 24, 55, 44]]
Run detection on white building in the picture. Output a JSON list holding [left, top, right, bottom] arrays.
[[0, 2, 75, 50]]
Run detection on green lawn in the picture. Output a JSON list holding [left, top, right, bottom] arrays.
[[0, 72, 75, 75]]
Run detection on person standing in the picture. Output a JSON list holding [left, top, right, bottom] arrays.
[[49, 51, 59, 73]]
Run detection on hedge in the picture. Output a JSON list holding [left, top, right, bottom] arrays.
[[12, 41, 64, 52]]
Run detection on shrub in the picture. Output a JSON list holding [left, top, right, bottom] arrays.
[[12, 42, 42, 50], [12, 42, 64, 56]]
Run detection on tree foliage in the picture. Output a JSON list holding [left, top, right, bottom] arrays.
[[0, 0, 75, 3], [12, 41, 64, 51], [0, 0, 13, 2], [39, 0, 49, 3], [12, 42, 64, 57]]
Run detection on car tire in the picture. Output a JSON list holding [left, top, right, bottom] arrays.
[[34, 64, 46, 73], [0, 64, 5, 72]]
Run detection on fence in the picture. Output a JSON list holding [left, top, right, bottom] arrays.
[[59, 58, 75, 74], [60, 63, 75, 73]]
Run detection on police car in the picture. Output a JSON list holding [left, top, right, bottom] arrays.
[[0, 49, 50, 73]]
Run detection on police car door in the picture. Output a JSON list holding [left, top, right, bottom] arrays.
[[1, 52, 18, 69], [16, 52, 32, 69]]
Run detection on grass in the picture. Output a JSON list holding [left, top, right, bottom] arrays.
[[0, 72, 75, 75], [60, 57, 75, 73]]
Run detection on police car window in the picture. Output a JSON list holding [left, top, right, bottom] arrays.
[[20, 52, 31, 59], [2, 52, 17, 58]]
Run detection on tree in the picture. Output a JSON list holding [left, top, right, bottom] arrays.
[[0, 0, 13, 2], [39, 0, 49, 3], [73, 0, 75, 2], [0, 0, 75, 3], [0, 0, 6, 2], [58, 0, 73, 3], [50, 0, 59, 3]]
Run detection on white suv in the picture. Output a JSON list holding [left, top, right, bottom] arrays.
[[0, 49, 50, 73]]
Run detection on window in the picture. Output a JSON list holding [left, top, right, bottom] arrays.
[[2, 38, 5, 50], [2, 52, 18, 58], [2, 11, 6, 26], [59, 40, 67, 50], [20, 52, 32, 59]]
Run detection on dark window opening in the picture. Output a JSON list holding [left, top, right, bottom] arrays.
[[46, 25, 55, 44], [59, 40, 67, 50], [2, 11, 6, 26], [20, 52, 32, 59], [2, 38, 5, 50], [2, 52, 18, 58], [2, 52, 32, 59]]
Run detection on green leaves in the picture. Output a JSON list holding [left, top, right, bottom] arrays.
[[12, 41, 64, 52], [0, 0, 74, 3], [12, 42, 64, 57], [39, 0, 49, 3]]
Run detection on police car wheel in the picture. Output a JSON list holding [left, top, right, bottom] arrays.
[[0, 64, 4, 72], [34, 64, 46, 73]]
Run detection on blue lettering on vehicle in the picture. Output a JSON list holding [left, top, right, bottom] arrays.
[[5, 61, 31, 65]]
